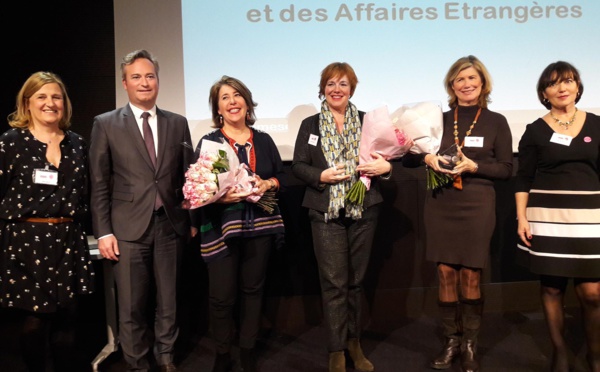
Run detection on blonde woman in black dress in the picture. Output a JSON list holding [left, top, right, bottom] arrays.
[[403, 55, 513, 372], [0, 71, 95, 371], [515, 61, 600, 372]]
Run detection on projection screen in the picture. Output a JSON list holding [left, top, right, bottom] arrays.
[[114, 0, 600, 160]]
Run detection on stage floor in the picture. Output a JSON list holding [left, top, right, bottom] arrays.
[[0, 306, 591, 372]]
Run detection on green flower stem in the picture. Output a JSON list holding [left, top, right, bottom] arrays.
[[426, 166, 453, 190], [346, 181, 367, 206]]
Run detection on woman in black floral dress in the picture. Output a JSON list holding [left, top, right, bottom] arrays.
[[0, 71, 95, 371]]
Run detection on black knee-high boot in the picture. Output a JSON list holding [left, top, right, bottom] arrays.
[[431, 301, 462, 370], [460, 298, 483, 372]]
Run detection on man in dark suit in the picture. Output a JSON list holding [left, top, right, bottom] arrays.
[[89, 49, 194, 372]]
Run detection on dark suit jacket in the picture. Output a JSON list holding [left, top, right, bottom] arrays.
[[291, 112, 385, 213], [89, 104, 194, 241]]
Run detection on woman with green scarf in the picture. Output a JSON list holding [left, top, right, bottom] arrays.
[[292, 62, 392, 372]]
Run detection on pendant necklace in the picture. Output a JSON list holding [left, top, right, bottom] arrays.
[[454, 106, 482, 147], [448, 106, 481, 191], [550, 108, 577, 130], [30, 128, 56, 144]]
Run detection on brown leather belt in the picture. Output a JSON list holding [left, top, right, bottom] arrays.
[[17, 217, 74, 224]]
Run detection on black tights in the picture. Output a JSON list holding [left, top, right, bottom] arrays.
[[19, 306, 77, 372], [540, 275, 600, 372]]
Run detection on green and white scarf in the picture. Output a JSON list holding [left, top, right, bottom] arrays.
[[319, 100, 363, 221]]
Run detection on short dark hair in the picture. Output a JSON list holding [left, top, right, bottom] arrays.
[[536, 61, 583, 109]]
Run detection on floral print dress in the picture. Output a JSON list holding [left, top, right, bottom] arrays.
[[0, 128, 94, 313]]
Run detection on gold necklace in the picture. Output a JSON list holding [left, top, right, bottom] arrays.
[[453, 106, 482, 147], [550, 108, 577, 129]]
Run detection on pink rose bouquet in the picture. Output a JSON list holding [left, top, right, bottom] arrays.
[[182, 139, 278, 213], [346, 105, 413, 206], [182, 146, 231, 209], [391, 101, 452, 190]]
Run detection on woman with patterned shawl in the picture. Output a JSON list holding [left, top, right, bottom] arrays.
[[292, 62, 393, 372]]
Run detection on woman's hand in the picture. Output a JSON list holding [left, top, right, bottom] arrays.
[[517, 217, 532, 247], [219, 187, 252, 204], [451, 148, 479, 175], [424, 153, 452, 173], [320, 163, 351, 184], [252, 175, 272, 195], [356, 152, 391, 177]]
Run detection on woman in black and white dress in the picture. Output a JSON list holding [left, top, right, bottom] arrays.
[[515, 61, 600, 372]]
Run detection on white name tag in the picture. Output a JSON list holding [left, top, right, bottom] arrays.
[[550, 132, 573, 146], [33, 168, 58, 185], [464, 136, 484, 147], [308, 134, 319, 146]]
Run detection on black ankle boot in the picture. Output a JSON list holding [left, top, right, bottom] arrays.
[[212, 352, 232, 372], [240, 347, 258, 372], [431, 337, 461, 369]]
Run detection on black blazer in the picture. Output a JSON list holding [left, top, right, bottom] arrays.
[[291, 112, 385, 213]]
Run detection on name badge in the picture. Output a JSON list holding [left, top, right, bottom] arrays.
[[550, 132, 573, 146], [308, 134, 319, 146], [464, 136, 484, 147], [33, 168, 59, 185]]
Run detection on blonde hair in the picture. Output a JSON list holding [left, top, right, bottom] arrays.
[[8, 71, 72, 130], [444, 55, 492, 108]]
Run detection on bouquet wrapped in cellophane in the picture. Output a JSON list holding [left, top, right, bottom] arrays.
[[346, 105, 413, 206], [182, 139, 277, 213], [390, 101, 452, 190]]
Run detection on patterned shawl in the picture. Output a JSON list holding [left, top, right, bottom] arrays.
[[318, 100, 363, 221]]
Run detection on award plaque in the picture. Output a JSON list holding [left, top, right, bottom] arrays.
[[438, 143, 462, 170]]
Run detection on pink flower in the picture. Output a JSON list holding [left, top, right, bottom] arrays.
[[181, 140, 278, 213], [394, 128, 410, 146], [181, 149, 229, 209]]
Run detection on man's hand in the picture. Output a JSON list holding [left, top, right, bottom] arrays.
[[98, 235, 120, 261]]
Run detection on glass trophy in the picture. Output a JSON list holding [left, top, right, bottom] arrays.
[[438, 143, 462, 170]]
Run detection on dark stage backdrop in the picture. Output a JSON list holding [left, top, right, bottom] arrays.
[[0, 1, 115, 141], [0, 1, 536, 331]]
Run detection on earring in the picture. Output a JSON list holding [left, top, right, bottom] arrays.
[[219, 115, 223, 124], [246, 112, 250, 119], [543, 98, 549, 104]]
